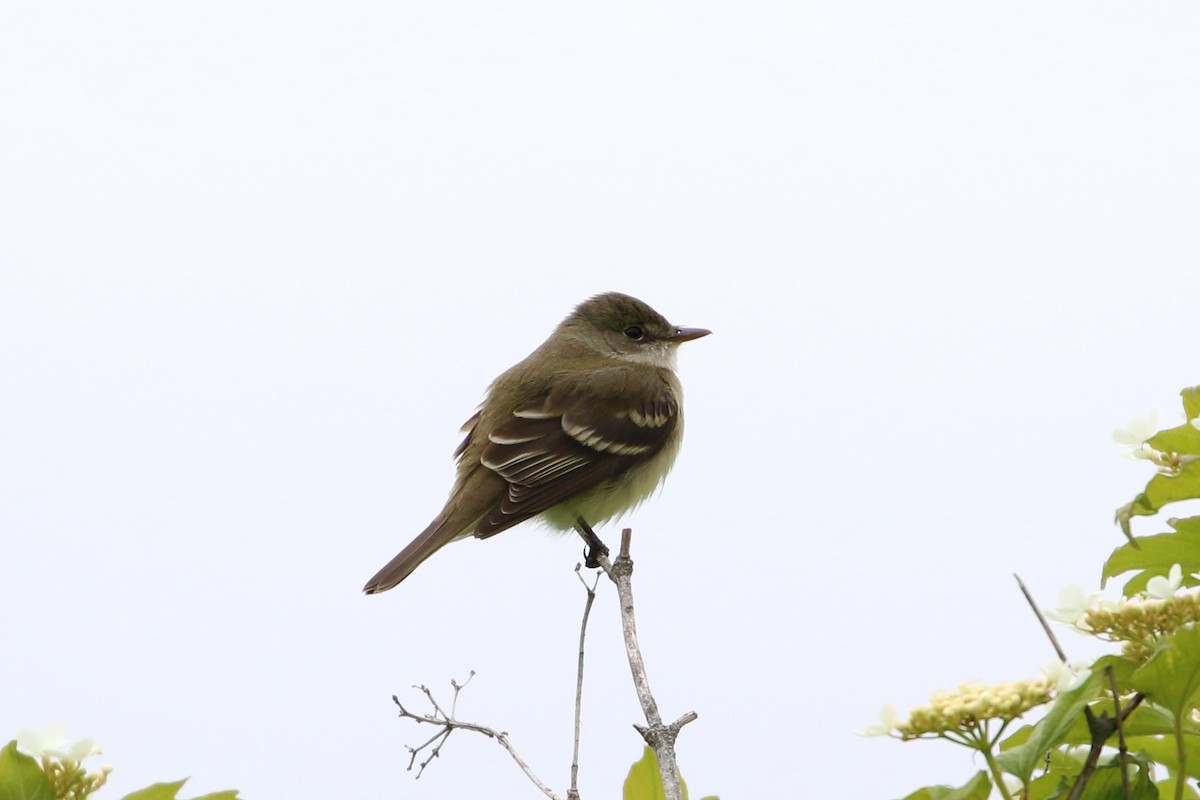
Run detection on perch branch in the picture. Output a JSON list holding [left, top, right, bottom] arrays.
[[576, 526, 697, 800]]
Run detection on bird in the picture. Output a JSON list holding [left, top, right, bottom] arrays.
[[362, 292, 710, 594]]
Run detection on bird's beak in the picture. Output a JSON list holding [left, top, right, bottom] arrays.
[[665, 326, 711, 343]]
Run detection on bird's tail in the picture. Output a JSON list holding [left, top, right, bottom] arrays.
[[362, 511, 468, 594], [364, 464, 503, 594]]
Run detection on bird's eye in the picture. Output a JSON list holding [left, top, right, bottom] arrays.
[[623, 326, 644, 341]]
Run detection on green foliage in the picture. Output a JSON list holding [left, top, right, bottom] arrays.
[[0, 741, 54, 800], [119, 780, 240, 800], [1103, 518, 1200, 595], [119, 781, 191, 800], [1131, 626, 1200, 722], [0, 734, 239, 800], [896, 771, 990, 800], [1120, 702, 1197, 739], [996, 669, 1106, 782], [1115, 387, 1200, 537], [1129, 734, 1200, 781], [1157, 774, 1200, 800], [622, 747, 717, 800], [1023, 749, 1090, 800], [1182, 387, 1200, 423], [877, 385, 1200, 800], [1116, 461, 1200, 539], [1072, 755, 1158, 800]]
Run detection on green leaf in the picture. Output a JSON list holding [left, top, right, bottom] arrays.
[[1124, 733, 1200, 778], [1075, 757, 1158, 800], [1026, 769, 1070, 800], [1121, 702, 1192, 738], [120, 779, 189, 800], [622, 748, 689, 800], [1117, 496, 1158, 540], [1149, 423, 1200, 457], [115, 778, 240, 800], [1102, 517, 1200, 593], [895, 772, 990, 800], [1024, 748, 1090, 800], [1000, 667, 1182, 755], [0, 741, 53, 800], [999, 722, 1034, 751], [1145, 384, 1200, 454], [1131, 625, 1200, 720], [1094, 654, 1142, 689], [1182, 385, 1200, 423], [1117, 463, 1200, 537], [1008, 702, 1173, 752], [996, 669, 1105, 781], [1157, 774, 1200, 800]]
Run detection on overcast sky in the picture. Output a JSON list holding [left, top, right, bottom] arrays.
[[3, 3, 1199, 798]]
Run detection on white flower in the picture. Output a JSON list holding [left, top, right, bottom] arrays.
[[16, 724, 97, 761], [861, 705, 898, 736], [1097, 595, 1129, 612], [1041, 660, 1091, 692], [1145, 564, 1183, 599], [1045, 584, 1095, 629], [1040, 660, 1071, 690], [1113, 412, 1159, 458]]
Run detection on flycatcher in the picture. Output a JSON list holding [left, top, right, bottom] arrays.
[[363, 292, 710, 594]]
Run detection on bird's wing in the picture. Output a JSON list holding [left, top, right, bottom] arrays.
[[474, 366, 679, 538], [453, 409, 482, 459]]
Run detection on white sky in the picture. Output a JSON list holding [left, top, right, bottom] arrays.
[[2, 2, 1199, 798]]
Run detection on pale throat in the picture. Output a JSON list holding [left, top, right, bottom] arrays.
[[608, 343, 678, 371]]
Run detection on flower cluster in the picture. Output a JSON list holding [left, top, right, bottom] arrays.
[[862, 666, 1076, 741], [1112, 412, 1200, 475], [895, 679, 1054, 739], [1085, 595, 1200, 662], [16, 725, 111, 800], [1048, 566, 1200, 662]]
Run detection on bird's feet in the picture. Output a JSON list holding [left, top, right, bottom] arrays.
[[575, 516, 610, 568]]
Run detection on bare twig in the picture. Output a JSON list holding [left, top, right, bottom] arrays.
[[1063, 690, 1146, 800], [1106, 666, 1130, 800], [392, 678, 563, 800], [1014, 574, 1068, 663], [577, 527, 696, 800], [1014, 576, 1146, 800], [1067, 710, 1114, 800], [1013, 574, 1099, 800], [569, 565, 601, 800]]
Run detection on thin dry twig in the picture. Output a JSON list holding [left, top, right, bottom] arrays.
[[1064, 690, 1146, 800], [1014, 574, 1068, 663], [392, 676, 563, 800], [390, 523, 696, 800], [569, 565, 601, 800], [1015, 574, 1145, 800], [576, 526, 696, 800], [1106, 665, 1131, 800]]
